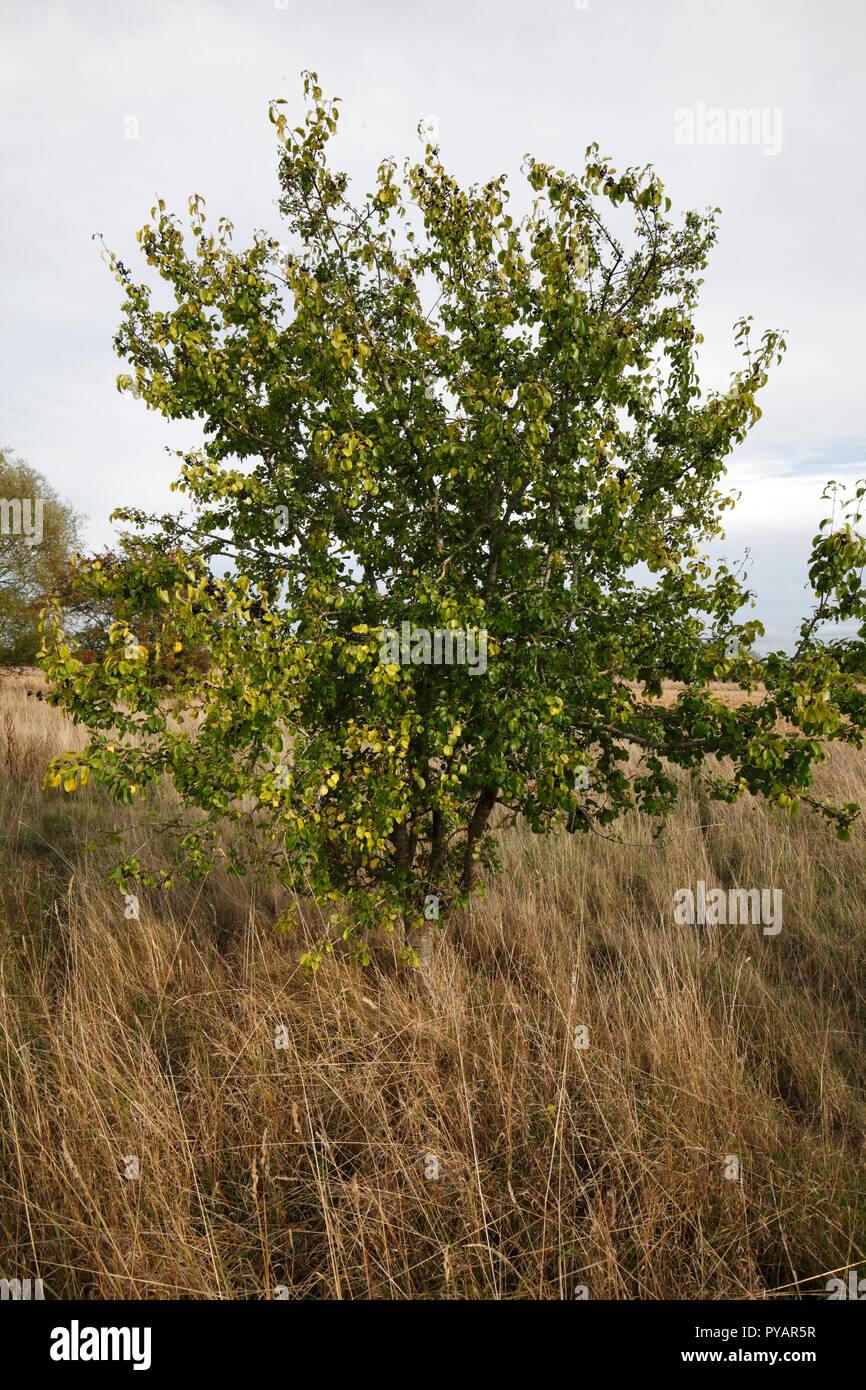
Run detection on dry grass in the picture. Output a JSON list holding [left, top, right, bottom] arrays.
[[0, 670, 864, 1299]]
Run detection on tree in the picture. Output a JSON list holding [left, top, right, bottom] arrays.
[[0, 447, 82, 666], [41, 73, 866, 969]]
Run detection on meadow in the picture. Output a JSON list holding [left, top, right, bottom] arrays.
[[0, 668, 863, 1299]]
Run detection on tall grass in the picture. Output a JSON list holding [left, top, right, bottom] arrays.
[[0, 669, 863, 1298]]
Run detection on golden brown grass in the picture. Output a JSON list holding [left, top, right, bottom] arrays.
[[0, 670, 864, 1299]]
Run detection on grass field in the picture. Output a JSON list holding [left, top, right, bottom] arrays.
[[0, 668, 864, 1299]]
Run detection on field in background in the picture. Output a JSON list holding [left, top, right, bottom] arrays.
[[0, 668, 864, 1299]]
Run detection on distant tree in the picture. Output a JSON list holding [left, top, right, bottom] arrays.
[[42, 74, 866, 970], [0, 448, 82, 665]]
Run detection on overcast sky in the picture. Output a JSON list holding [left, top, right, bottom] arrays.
[[1, 0, 864, 649]]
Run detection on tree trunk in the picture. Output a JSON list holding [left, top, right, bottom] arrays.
[[415, 915, 435, 969], [461, 786, 498, 896]]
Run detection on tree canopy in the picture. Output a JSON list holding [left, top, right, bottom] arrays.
[[42, 73, 866, 968], [0, 447, 82, 666]]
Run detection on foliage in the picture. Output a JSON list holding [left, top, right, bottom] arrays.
[[0, 447, 82, 666], [50, 543, 211, 679], [41, 73, 866, 966]]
